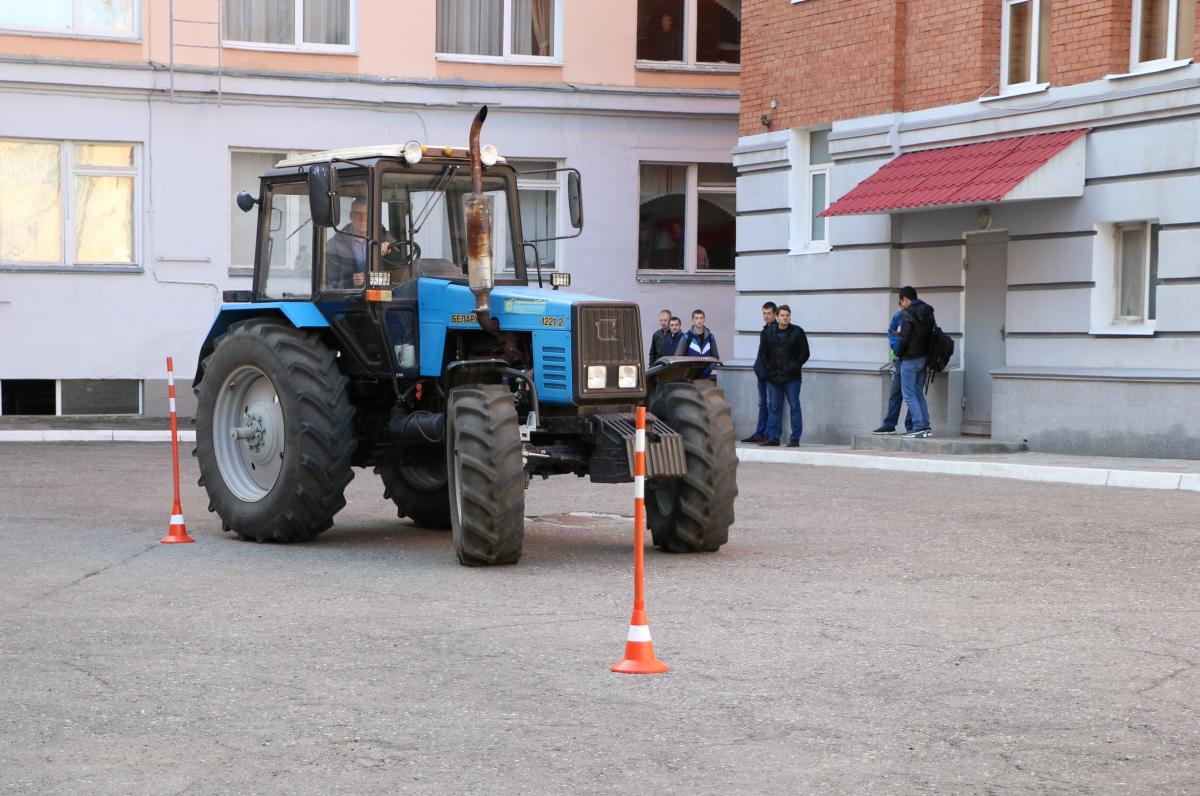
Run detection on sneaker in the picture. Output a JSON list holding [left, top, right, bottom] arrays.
[[903, 428, 932, 439], [786, 439, 800, 448], [740, 434, 762, 443], [758, 438, 780, 447], [871, 425, 896, 435]]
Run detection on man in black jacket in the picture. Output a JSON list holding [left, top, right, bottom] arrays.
[[647, 309, 673, 367], [742, 301, 777, 443], [897, 286, 934, 438], [758, 304, 810, 447]]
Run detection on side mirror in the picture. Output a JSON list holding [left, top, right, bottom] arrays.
[[235, 191, 258, 213], [567, 170, 583, 230], [307, 163, 340, 228]]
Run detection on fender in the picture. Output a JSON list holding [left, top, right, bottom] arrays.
[[193, 303, 330, 387]]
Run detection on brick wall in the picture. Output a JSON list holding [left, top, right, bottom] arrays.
[[741, 0, 1200, 136]]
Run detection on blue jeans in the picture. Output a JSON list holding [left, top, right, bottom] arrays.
[[754, 377, 769, 437], [882, 365, 912, 431], [899, 357, 930, 431], [766, 378, 803, 443]]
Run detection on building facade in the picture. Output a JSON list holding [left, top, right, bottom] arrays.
[[731, 0, 1200, 458], [0, 0, 740, 417]]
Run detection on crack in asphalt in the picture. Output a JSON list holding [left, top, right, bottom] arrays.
[[8, 542, 161, 616]]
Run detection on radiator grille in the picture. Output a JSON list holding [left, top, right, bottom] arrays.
[[577, 304, 641, 365]]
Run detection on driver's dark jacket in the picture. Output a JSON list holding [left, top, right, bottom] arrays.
[[325, 225, 366, 289]]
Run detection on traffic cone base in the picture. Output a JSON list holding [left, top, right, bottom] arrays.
[[611, 624, 668, 674], [161, 511, 195, 544]]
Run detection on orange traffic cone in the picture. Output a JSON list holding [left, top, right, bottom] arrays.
[[160, 356, 195, 544], [612, 608, 668, 674], [611, 407, 668, 674], [161, 500, 195, 544]]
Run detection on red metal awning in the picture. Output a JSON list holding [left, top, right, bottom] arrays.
[[821, 129, 1089, 217]]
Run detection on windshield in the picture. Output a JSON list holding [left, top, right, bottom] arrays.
[[380, 165, 521, 280]]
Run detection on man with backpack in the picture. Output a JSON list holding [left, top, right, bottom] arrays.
[[896, 286, 935, 438], [675, 308, 719, 378], [757, 304, 810, 447]]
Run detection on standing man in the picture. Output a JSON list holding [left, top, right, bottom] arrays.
[[871, 298, 913, 435], [759, 305, 809, 447], [675, 308, 719, 378], [667, 316, 684, 355], [742, 301, 777, 443], [648, 309, 673, 367], [896, 286, 935, 438]]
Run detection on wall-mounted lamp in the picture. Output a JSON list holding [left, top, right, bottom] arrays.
[[976, 208, 993, 230]]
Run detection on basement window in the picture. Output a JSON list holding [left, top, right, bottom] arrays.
[[0, 380, 55, 415]]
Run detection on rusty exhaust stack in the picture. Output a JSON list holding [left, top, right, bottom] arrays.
[[466, 106, 495, 320]]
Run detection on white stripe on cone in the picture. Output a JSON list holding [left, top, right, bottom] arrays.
[[169, 397, 176, 413], [634, 475, 644, 499], [635, 427, 646, 454], [626, 624, 652, 642], [170, 514, 186, 525]]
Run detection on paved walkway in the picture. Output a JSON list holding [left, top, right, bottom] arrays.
[[1, 416, 1197, 492]]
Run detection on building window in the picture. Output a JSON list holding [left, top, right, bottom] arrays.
[[0, 379, 141, 416], [1115, 222, 1158, 323], [222, 0, 353, 50], [637, 0, 740, 67], [0, 0, 137, 38], [638, 163, 734, 272], [230, 150, 287, 270], [436, 0, 560, 62], [0, 139, 137, 267], [1001, 0, 1050, 93], [1131, 0, 1196, 69], [1090, 221, 1159, 334], [505, 159, 559, 272], [807, 130, 831, 244], [787, 129, 831, 253]]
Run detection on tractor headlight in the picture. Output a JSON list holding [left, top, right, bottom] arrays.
[[587, 365, 607, 389], [618, 365, 638, 389], [480, 144, 499, 167], [402, 140, 423, 165]]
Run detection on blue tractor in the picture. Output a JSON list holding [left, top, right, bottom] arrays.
[[194, 108, 737, 565]]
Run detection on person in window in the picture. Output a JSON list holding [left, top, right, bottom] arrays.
[[655, 220, 685, 269], [326, 198, 397, 289], [650, 12, 683, 61]]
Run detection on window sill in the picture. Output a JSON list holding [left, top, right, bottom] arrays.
[[1106, 59, 1193, 80], [634, 60, 739, 74], [0, 27, 140, 42], [636, 271, 734, 284], [0, 264, 141, 274], [788, 242, 832, 256], [228, 266, 254, 278], [979, 82, 1050, 102], [221, 41, 357, 56], [436, 53, 562, 67], [1089, 321, 1157, 337]]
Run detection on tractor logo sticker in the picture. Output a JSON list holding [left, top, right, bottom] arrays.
[[595, 318, 618, 341], [450, 313, 478, 324], [503, 298, 548, 315]]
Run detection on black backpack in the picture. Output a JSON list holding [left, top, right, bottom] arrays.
[[923, 326, 954, 393]]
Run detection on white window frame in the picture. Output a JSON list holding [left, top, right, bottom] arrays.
[[637, 161, 735, 274], [1089, 220, 1158, 336], [221, 1, 357, 54], [635, 0, 741, 72], [1130, 0, 1191, 71], [435, 0, 564, 65], [504, 159, 562, 274], [0, 138, 141, 270], [999, 0, 1049, 95], [0, 0, 140, 40], [787, 129, 832, 255]]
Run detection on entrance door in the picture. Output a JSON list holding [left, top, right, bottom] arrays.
[[963, 231, 1008, 434]]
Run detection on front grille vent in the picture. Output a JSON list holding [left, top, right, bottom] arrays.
[[577, 304, 641, 366]]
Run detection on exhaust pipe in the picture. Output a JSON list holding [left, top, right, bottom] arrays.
[[466, 106, 495, 320]]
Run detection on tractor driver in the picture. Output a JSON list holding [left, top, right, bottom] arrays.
[[325, 197, 397, 290]]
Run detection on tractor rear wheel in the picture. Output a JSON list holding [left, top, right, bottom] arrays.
[[195, 320, 356, 543], [445, 384, 525, 565], [376, 461, 451, 530], [646, 380, 738, 552]]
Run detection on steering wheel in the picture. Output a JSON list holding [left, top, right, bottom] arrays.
[[382, 239, 421, 270]]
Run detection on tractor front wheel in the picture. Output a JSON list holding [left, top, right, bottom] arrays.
[[445, 384, 525, 565], [646, 380, 738, 552], [195, 320, 356, 543], [376, 461, 451, 530]]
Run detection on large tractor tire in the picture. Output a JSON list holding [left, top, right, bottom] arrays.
[[376, 461, 451, 530], [646, 380, 738, 552], [445, 384, 525, 566], [195, 320, 356, 543]]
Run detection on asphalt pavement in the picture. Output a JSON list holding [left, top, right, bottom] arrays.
[[2, 443, 1199, 794]]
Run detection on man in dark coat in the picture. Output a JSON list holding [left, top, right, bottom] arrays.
[[758, 304, 810, 447], [897, 285, 935, 438], [742, 301, 777, 443], [648, 309, 673, 367]]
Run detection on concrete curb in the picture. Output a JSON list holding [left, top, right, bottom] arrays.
[[737, 448, 1199, 492], [0, 430, 196, 443]]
